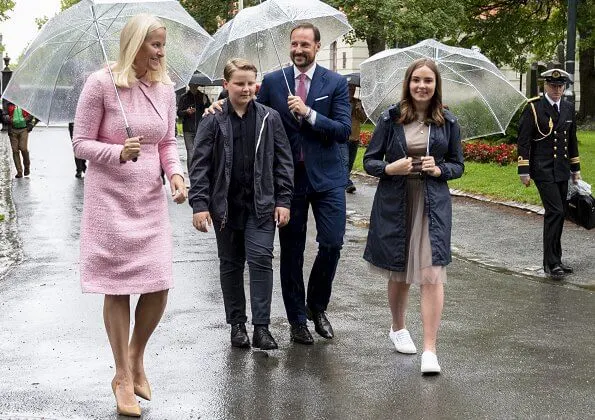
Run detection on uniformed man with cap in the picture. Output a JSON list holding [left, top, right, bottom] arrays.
[[516, 68, 581, 279]]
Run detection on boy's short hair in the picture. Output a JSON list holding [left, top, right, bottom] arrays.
[[223, 58, 258, 82]]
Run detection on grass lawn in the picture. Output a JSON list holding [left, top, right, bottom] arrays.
[[353, 130, 594, 206]]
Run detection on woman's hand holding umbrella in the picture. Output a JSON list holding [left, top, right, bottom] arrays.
[[120, 135, 143, 162]]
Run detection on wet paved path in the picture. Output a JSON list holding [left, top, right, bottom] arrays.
[[0, 128, 593, 419]]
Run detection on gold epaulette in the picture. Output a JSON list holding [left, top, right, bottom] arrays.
[[518, 156, 529, 166], [527, 96, 540, 103]]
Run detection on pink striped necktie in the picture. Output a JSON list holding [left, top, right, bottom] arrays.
[[296, 73, 307, 103], [296, 73, 308, 162]]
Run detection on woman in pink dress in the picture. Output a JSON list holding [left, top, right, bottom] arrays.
[[73, 14, 187, 417]]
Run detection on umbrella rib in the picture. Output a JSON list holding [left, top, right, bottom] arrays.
[[95, 3, 128, 39], [15, 19, 98, 70], [46, 21, 105, 123], [438, 60, 504, 133]]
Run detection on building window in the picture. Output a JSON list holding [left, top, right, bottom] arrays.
[[342, 52, 347, 69], [330, 41, 337, 71]]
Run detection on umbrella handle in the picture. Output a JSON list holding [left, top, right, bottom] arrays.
[[126, 126, 138, 163]]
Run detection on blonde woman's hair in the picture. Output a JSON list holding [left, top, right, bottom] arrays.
[[112, 14, 173, 88], [223, 58, 258, 82]]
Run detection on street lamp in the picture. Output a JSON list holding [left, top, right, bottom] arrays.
[[564, 0, 577, 109]]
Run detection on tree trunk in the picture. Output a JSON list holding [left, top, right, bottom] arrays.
[[366, 35, 386, 57], [577, 45, 595, 122]]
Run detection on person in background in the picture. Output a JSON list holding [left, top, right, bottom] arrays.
[[516, 68, 580, 279], [177, 83, 211, 171], [189, 58, 293, 350], [69, 123, 87, 178], [343, 83, 367, 193], [6, 101, 32, 178], [72, 14, 187, 417], [363, 58, 464, 375]]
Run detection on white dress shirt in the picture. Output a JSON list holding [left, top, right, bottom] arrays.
[[294, 64, 317, 125]]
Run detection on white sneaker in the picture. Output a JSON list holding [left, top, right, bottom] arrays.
[[420, 351, 441, 374], [389, 328, 417, 354]]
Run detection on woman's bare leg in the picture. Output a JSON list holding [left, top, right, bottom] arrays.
[[420, 283, 444, 353], [388, 281, 411, 330], [128, 290, 169, 388], [103, 295, 136, 406]]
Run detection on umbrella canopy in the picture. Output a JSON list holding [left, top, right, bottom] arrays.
[[197, 0, 352, 81], [2, 0, 212, 125], [189, 72, 224, 87], [360, 39, 527, 140], [343, 72, 360, 86]]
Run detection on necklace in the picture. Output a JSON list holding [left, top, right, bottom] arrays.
[[416, 119, 426, 134]]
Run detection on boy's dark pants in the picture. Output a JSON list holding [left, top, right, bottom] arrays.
[[214, 214, 275, 325]]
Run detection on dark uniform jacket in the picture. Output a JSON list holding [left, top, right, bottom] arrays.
[[517, 95, 580, 182], [363, 105, 464, 271], [188, 100, 294, 227]]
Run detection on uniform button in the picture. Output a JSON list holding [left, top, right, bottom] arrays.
[[565, 146, 568, 150], [554, 154, 557, 158], [565, 154, 568, 158], [554, 131, 557, 134], [564, 131, 567, 134], [554, 146, 557, 150], [554, 139, 558, 143]]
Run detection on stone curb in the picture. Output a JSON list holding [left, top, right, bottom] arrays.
[[352, 170, 545, 215]]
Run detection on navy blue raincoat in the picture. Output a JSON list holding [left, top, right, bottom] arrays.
[[363, 105, 464, 271]]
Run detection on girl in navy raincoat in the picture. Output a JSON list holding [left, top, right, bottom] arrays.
[[363, 58, 464, 375]]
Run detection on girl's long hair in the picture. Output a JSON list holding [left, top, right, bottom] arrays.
[[398, 58, 444, 126], [112, 14, 173, 88]]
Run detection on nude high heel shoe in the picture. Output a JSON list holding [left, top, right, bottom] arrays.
[[111, 378, 142, 417], [134, 379, 152, 401]]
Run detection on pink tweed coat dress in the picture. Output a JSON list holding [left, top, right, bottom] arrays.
[[73, 69, 184, 295]]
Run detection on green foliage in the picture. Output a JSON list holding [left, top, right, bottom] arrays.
[[60, 0, 80, 10], [0, 0, 14, 21], [180, 0, 260, 35], [577, 0, 595, 48], [327, 0, 465, 55], [35, 16, 48, 30], [459, 0, 564, 72]]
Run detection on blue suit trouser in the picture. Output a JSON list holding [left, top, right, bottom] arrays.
[[279, 163, 346, 325]]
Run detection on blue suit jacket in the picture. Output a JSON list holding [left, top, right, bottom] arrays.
[[257, 65, 351, 192]]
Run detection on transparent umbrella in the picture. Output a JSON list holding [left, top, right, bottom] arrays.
[[360, 39, 527, 140], [2, 0, 212, 126], [197, 0, 352, 93]]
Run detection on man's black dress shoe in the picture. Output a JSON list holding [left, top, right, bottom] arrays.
[[252, 326, 278, 350], [290, 324, 314, 345], [75, 170, 83, 178], [306, 308, 334, 339], [559, 263, 573, 274], [230, 323, 250, 348], [544, 264, 565, 279]]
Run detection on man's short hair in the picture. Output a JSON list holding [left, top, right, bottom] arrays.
[[290, 23, 321, 43]]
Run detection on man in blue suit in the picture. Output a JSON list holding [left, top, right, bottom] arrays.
[[257, 23, 351, 344]]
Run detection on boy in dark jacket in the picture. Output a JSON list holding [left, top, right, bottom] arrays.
[[189, 59, 294, 350]]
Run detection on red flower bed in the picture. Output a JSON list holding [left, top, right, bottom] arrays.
[[359, 131, 372, 147], [463, 141, 517, 165]]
